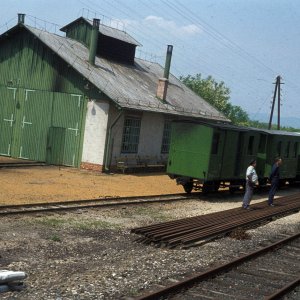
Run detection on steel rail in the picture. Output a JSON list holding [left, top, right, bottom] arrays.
[[177, 202, 300, 246], [132, 193, 300, 234], [265, 277, 300, 300], [0, 162, 46, 168], [0, 193, 200, 216], [132, 195, 300, 247], [135, 232, 300, 300]]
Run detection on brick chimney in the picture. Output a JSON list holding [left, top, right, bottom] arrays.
[[89, 18, 100, 65], [156, 45, 173, 101]]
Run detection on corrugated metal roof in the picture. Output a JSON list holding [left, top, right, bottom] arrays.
[[61, 17, 141, 46], [174, 120, 300, 136], [23, 25, 229, 122]]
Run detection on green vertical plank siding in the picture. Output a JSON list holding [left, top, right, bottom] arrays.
[[0, 87, 17, 155], [0, 30, 86, 94], [66, 21, 92, 47], [18, 89, 52, 161], [46, 127, 66, 165], [0, 28, 91, 167], [52, 93, 84, 166]]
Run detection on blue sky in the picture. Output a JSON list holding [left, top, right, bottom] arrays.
[[1, 0, 300, 126]]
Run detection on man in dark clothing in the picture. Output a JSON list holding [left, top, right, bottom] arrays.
[[268, 157, 282, 206]]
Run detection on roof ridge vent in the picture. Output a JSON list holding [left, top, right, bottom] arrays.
[[18, 13, 25, 25]]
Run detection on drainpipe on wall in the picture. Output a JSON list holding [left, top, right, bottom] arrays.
[[156, 45, 173, 101], [104, 110, 123, 172], [89, 18, 100, 65], [18, 13, 25, 25]]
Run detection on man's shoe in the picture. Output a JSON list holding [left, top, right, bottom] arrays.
[[244, 206, 252, 210], [269, 203, 275, 207]]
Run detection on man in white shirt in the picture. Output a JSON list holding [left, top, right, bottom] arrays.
[[242, 159, 258, 209]]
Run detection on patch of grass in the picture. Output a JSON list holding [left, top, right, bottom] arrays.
[[128, 288, 141, 296], [32, 216, 120, 230], [49, 234, 61, 242], [75, 220, 121, 230], [35, 217, 69, 228], [129, 206, 169, 222]]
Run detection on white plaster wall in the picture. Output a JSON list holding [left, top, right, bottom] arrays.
[[111, 111, 167, 159], [81, 100, 109, 165], [139, 112, 165, 155]]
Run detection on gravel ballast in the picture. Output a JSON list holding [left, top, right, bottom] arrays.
[[0, 188, 299, 299]]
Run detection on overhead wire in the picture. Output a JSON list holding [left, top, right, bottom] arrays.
[[106, 0, 262, 96], [5, 0, 296, 117], [136, 0, 272, 104], [163, 0, 300, 114], [164, 0, 277, 75], [76, 0, 280, 114]]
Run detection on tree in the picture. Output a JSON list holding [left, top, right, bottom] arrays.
[[181, 73, 300, 130], [180, 73, 250, 125], [180, 74, 230, 112]]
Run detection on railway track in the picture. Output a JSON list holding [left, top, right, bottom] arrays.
[[135, 232, 300, 300], [0, 161, 46, 168], [132, 193, 300, 248], [0, 193, 200, 216]]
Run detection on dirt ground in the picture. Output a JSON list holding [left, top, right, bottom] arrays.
[[0, 157, 182, 205], [1, 157, 300, 299]]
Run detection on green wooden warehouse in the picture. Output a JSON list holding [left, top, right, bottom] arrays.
[[0, 14, 229, 171]]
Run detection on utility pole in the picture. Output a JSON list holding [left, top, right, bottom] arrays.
[[277, 76, 281, 129], [268, 75, 284, 130]]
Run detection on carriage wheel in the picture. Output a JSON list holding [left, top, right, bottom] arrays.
[[183, 182, 193, 194]]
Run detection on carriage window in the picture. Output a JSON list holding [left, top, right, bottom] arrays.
[[211, 133, 220, 154], [293, 142, 298, 158], [277, 141, 282, 156], [247, 136, 254, 155], [284, 142, 290, 158], [258, 134, 266, 152]]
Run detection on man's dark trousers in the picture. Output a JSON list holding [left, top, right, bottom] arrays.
[[268, 178, 279, 205]]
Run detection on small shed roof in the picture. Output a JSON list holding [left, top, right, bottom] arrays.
[[60, 17, 141, 46]]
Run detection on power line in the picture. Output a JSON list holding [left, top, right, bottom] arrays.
[[164, 0, 277, 75]]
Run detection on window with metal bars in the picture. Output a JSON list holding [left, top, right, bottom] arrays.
[[211, 132, 220, 154], [284, 141, 290, 158], [277, 141, 282, 156], [161, 120, 171, 153], [247, 136, 254, 155], [121, 117, 141, 153], [294, 142, 298, 158]]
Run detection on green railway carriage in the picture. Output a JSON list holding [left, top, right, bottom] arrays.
[[264, 130, 300, 183], [167, 121, 300, 193]]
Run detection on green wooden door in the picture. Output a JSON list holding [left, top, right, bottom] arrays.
[[18, 89, 52, 161], [208, 129, 225, 180], [0, 87, 17, 156], [167, 123, 213, 179], [51, 93, 84, 167], [46, 127, 66, 165], [220, 130, 239, 179], [0, 86, 85, 167]]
